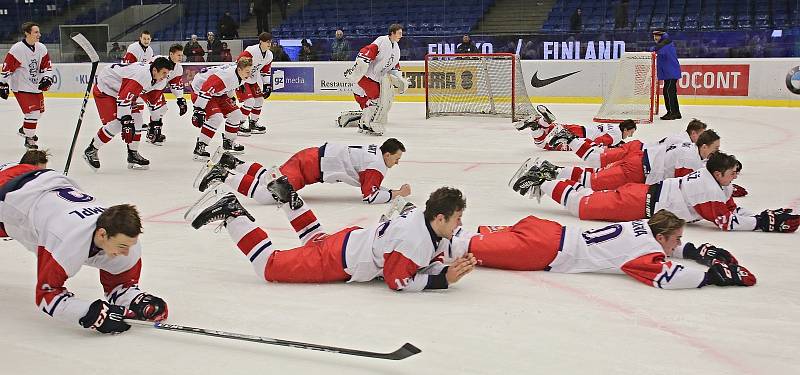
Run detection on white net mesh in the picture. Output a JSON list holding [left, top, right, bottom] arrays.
[[594, 52, 657, 124], [425, 54, 535, 122]]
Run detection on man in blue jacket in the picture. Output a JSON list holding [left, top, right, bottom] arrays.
[[652, 29, 682, 120]]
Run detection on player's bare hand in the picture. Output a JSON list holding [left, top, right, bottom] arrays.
[[446, 253, 477, 285], [395, 184, 411, 197]]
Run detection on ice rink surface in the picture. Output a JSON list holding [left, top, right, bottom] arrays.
[[1, 98, 799, 374]]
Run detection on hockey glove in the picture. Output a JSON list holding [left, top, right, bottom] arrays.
[[732, 183, 748, 197], [755, 208, 800, 233], [703, 261, 756, 287], [119, 115, 135, 144], [176, 97, 188, 116], [192, 107, 205, 128], [262, 83, 272, 99], [38, 76, 53, 91], [0, 82, 8, 100], [682, 242, 738, 267], [128, 293, 169, 321], [79, 299, 131, 334]]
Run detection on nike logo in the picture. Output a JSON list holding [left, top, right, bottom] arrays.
[[530, 70, 581, 88]]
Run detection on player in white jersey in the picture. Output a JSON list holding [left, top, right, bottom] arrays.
[[339, 24, 409, 135], [235, 32, 273, 135], [0, 22, 54, 150], [186, 183, 476, 291], [190, 57, 252, 160], [83, 58, 175, 171], [0, 166, 168, 334], [527, 152, 800, 233], [196, 138, 412, 205], [457, 209, 756, 289], [122, 30, 153, 64], [542, 120, 637, 151], [140, 44, 188, 146]]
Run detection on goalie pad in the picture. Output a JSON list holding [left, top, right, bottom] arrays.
[[343, 57, 369, 84], [388, 69, 409, 94], [358, 102, 385, 136], [336, 110, 362, 128]]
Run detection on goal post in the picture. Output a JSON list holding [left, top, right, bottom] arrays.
[[425, 53, 536, 122], [594, 52, 659, 124]]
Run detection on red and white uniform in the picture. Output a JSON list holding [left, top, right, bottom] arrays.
[[191, 63, 244, 110], [122, 42, 153, 63], [595, 131, 691, 168], [225, 202, 450, 291], [643, 141, 705, 184], [238, 44, 273, 88], [226, 143, 394, 205], [0, 168, 148, 325], [94, 62, 160, 123], [141, 55, 183, 118], [1, 40, 53, 138], [468, 216, 706, 289], [352, 35, 401, 107]]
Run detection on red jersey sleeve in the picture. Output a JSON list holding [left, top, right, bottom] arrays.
[[620, 252, 706, 289], [358, 169, 392, 204], [39, 53, 52, 71], [122, 52, 138, 63], [115, 78, 145, 117], [693, 200, 757, 231], [1, 53, 21, 82], [358, 44, 379, 62]]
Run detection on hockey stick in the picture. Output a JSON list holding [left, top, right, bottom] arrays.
[[127, 320, 421, 360], [63, 33, 100, 176]]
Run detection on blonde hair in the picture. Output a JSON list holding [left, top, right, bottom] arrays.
[[236, 57, 253, 69], [647, 210, 685, 237]]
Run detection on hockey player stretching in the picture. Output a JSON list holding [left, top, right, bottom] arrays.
[[0, 22, 54, 150], [187, 183, 476, 291], [0, 164, 168, 334], [195, 138, 411, 204], [140, 44, 188, 146]]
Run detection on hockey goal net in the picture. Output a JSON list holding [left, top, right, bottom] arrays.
[[425, 53, 535, 122], [594, 52, 659, 124]]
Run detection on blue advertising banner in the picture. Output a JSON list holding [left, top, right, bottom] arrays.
[[271, 67, 315, 93]]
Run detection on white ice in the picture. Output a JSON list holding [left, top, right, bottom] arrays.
[[1, 98, 799, 374]]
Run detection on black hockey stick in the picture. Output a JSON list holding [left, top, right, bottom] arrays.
[[63, 33, 100, 176], [128, 320, 421, 360]]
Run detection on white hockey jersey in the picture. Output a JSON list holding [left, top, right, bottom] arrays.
[[358, 35, 401, 82], [342, 208, 449, 291], [146, 55, 184, 96], [643, 141, 704, 184], [0, 169, 145, 325], [122, 42, 153, 63], [191, 63, 245, 109], [653, 168, 757, 231], [0, 40, 53, 93], [583, 123, 623, 147], [649, 131, 691, 149], [239, 44, 273, 86], [319, 143, 392, 204], [96, 62, 162, 118]]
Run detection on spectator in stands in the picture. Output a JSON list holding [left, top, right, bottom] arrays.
[[299, 39, 317, 61], [456, 34, 479, 54], [219, 11, 240, 39], [252, 0, 271, 34], [570, 8, 582, 33], [271, 40, 291, 61], [614, 1, 629, 29], [108, 42, 124, 62], [185, 35, 205, 62], [221, 42, 233, 62], [206, 32, 224, 62], [651, 29, 682, 120], [330, 29, 351, 61]]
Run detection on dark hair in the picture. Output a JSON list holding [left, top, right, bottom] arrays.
[[150, 56, 175, 71], [388, 24, 404, 35], [96, 204, 143, 237], [20, 149, 49, 165], [237, 56, 253, 69], [686, 119, 707, 134], [619, 119, 637, 132], [141, 30, 151, 36], [695, 128, 720, 147], [168, 43, 184, 53], [21, 22, 39, 34], [259, 32, 273, 42], [706, 151, 739, 175], [380, 138, 406, 155], [424, 187, 466, 222], [647, 209, 685, 237]]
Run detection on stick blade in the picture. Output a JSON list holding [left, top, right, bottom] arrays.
[[71, 33, 100, 63], [383, 343, 421, 360]]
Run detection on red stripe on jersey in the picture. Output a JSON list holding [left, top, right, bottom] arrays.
[[122, 52, 138, 63], [2, 53, 22, 74], [674, 167, 694, 178], [261, 63, 271, 74], [200, 74, 226, 97], [237, 227, 269, 255], [290, 210, 318, 232], [358, 44, 379, 61], [36, 246, 70, 305], [39, 53, 52, 71], [246, 162, 264, 176], [100, 259, 142, 294], [382, 251, 422, 290]]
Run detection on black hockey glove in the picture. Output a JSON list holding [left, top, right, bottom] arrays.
[[755, 208, 800, 233], [682, 242, 738, 267], [38, 76, 53, 91], [128, 293, 169, 321], [119, 115, 135, 143], [79, 299, 131, 334], [0, 82, 9, 100], [262, 83, 272, 99], [192, 107, 205, 128], [703, 261, 756, 287], [176, 97, 188, 116]]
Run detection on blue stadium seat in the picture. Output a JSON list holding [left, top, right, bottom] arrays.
[[736, 14, 752, 28]]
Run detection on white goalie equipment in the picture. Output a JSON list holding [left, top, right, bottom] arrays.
[[338, 59, 409, 135]]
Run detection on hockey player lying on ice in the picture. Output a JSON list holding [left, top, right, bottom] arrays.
[[194, 138, 411, 204], [186, 181, 476, 291], [513, 105, 637, 151], [511, 151, 799, 233], [0, 151, 168, 334]]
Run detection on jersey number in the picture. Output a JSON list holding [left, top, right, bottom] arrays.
[[581, 224, 623, 245]]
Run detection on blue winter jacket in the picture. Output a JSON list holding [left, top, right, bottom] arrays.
[[651, 32, 681, 80]]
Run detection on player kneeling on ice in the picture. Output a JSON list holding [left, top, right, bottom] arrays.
[[186, 182, 476, 291], [512, 151, 799, 233], [195, 138, 411, 205], [0, 164, 167, 334], [337, 23, 409, 136], [448, 209, 755, 289], [514, 107, 637, 151]]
